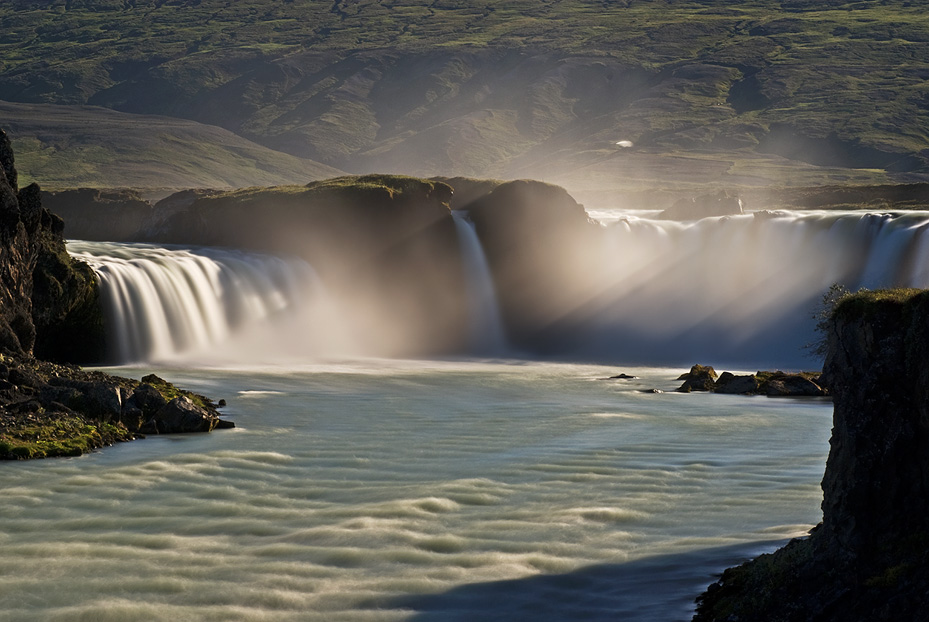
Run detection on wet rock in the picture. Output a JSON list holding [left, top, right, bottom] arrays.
[[143, 396, 220, 434], [714, 372, 760, 394], [676, 364, 718, 392], [763, 374, 826, 397], [128, 382, 168, 416], [608, 373, 638, 379]]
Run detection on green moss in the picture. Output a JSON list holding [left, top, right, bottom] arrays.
[[140, 374, 216, 411], [0, 414, 132, 460], [305, 174, 445, 197]]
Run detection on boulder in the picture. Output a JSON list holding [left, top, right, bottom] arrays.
[[676, 364, 718, 392], [127, 382, 168, 416], [714, 372, 760, 394], [763, 374, 826, 397], [143, 396, 220, 434]]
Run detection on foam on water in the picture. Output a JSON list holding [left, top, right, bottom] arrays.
[[0, 361, 831, 621]]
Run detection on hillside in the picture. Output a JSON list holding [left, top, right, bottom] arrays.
[[0, 101, 343, 190], [1, 0, 928, 198]]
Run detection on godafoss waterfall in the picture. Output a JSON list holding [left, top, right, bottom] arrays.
[[6, 189, 929, 620]]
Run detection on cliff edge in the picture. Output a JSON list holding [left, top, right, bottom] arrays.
[[694, 289, 929, 621], [0, 128, 231, 459]]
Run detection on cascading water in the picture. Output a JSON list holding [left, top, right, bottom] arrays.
[[68, 241, 342, 364], [583, 210, 929, 366], [67, 210, 929, 367], [451, 210, 508, 354]]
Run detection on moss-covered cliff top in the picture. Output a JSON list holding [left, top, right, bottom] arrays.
[[834, 288, 929, 319]]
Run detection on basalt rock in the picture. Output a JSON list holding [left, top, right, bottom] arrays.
[[676, 364, 718, 392], [141, 395, 220, 435], [714, 371, 760, 395], [1, 353, 233, 459], [0, 128, 105, 363], [694, 289, 929, 621], [41, 188, 153, 241]]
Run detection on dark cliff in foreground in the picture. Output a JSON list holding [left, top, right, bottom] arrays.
[[694, 289, 929, 621], [0, 129, 104, 363]]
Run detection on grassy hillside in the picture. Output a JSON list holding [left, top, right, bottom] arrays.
[[0, 101, 343, 189], [1, 0, 928, 197]]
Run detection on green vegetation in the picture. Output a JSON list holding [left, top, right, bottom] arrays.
[[834, 287, 926, 319], [138, 373, 217, 411], [1, 1, 928, 195], [0, 413, 130, 460], [305, 174, 449, 197], [0, 101, 343, 190]]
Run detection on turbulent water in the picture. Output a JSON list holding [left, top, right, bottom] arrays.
[[0, 360, 832, 621], [7, 210, 922, 619]]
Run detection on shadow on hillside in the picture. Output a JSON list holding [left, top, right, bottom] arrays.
[[387, 540, 786, 622]]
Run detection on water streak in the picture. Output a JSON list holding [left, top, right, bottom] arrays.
[[451, 211, 507, 354]]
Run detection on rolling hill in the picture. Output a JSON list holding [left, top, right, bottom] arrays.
[[1, 0, 928, 200]]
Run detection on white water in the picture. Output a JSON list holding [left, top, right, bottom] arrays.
[[69, 210, 929, 366], [69, 242, 349, 364], [0, 361, 832, 621], [451, 211, 507, 354], [583, 210, 929, 366]]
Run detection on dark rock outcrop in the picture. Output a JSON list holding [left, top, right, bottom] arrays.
[[41, 188, 153, 241], [465, 179, 606, 353], [0, 128, 104, 362], [713, 371, 760, 395], [677, 365, 827, 397], [694, 289, 929, 621], [1, 354, 232, 459], [676, 364, 718, 392]]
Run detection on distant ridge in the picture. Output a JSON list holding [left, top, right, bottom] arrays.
[[0, 101, 344, 190]]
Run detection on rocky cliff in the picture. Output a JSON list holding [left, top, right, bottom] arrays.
[[0, 129, 105, 362], [0, 128, 231, 459], [693, 289, 929, 621]]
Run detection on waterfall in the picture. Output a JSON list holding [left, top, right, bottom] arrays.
[[452, 210, 508, 355], [68, 210, 929, 367], [579, 210, 929, 366], [68, 241, 342, 364]]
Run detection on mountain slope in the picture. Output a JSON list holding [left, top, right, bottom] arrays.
[[1, 0, 928, 195], [0, 101, 343, 189]]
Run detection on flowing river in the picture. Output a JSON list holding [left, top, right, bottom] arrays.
[[13, 208, 919, 620], [0, 360, 831, 621]]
